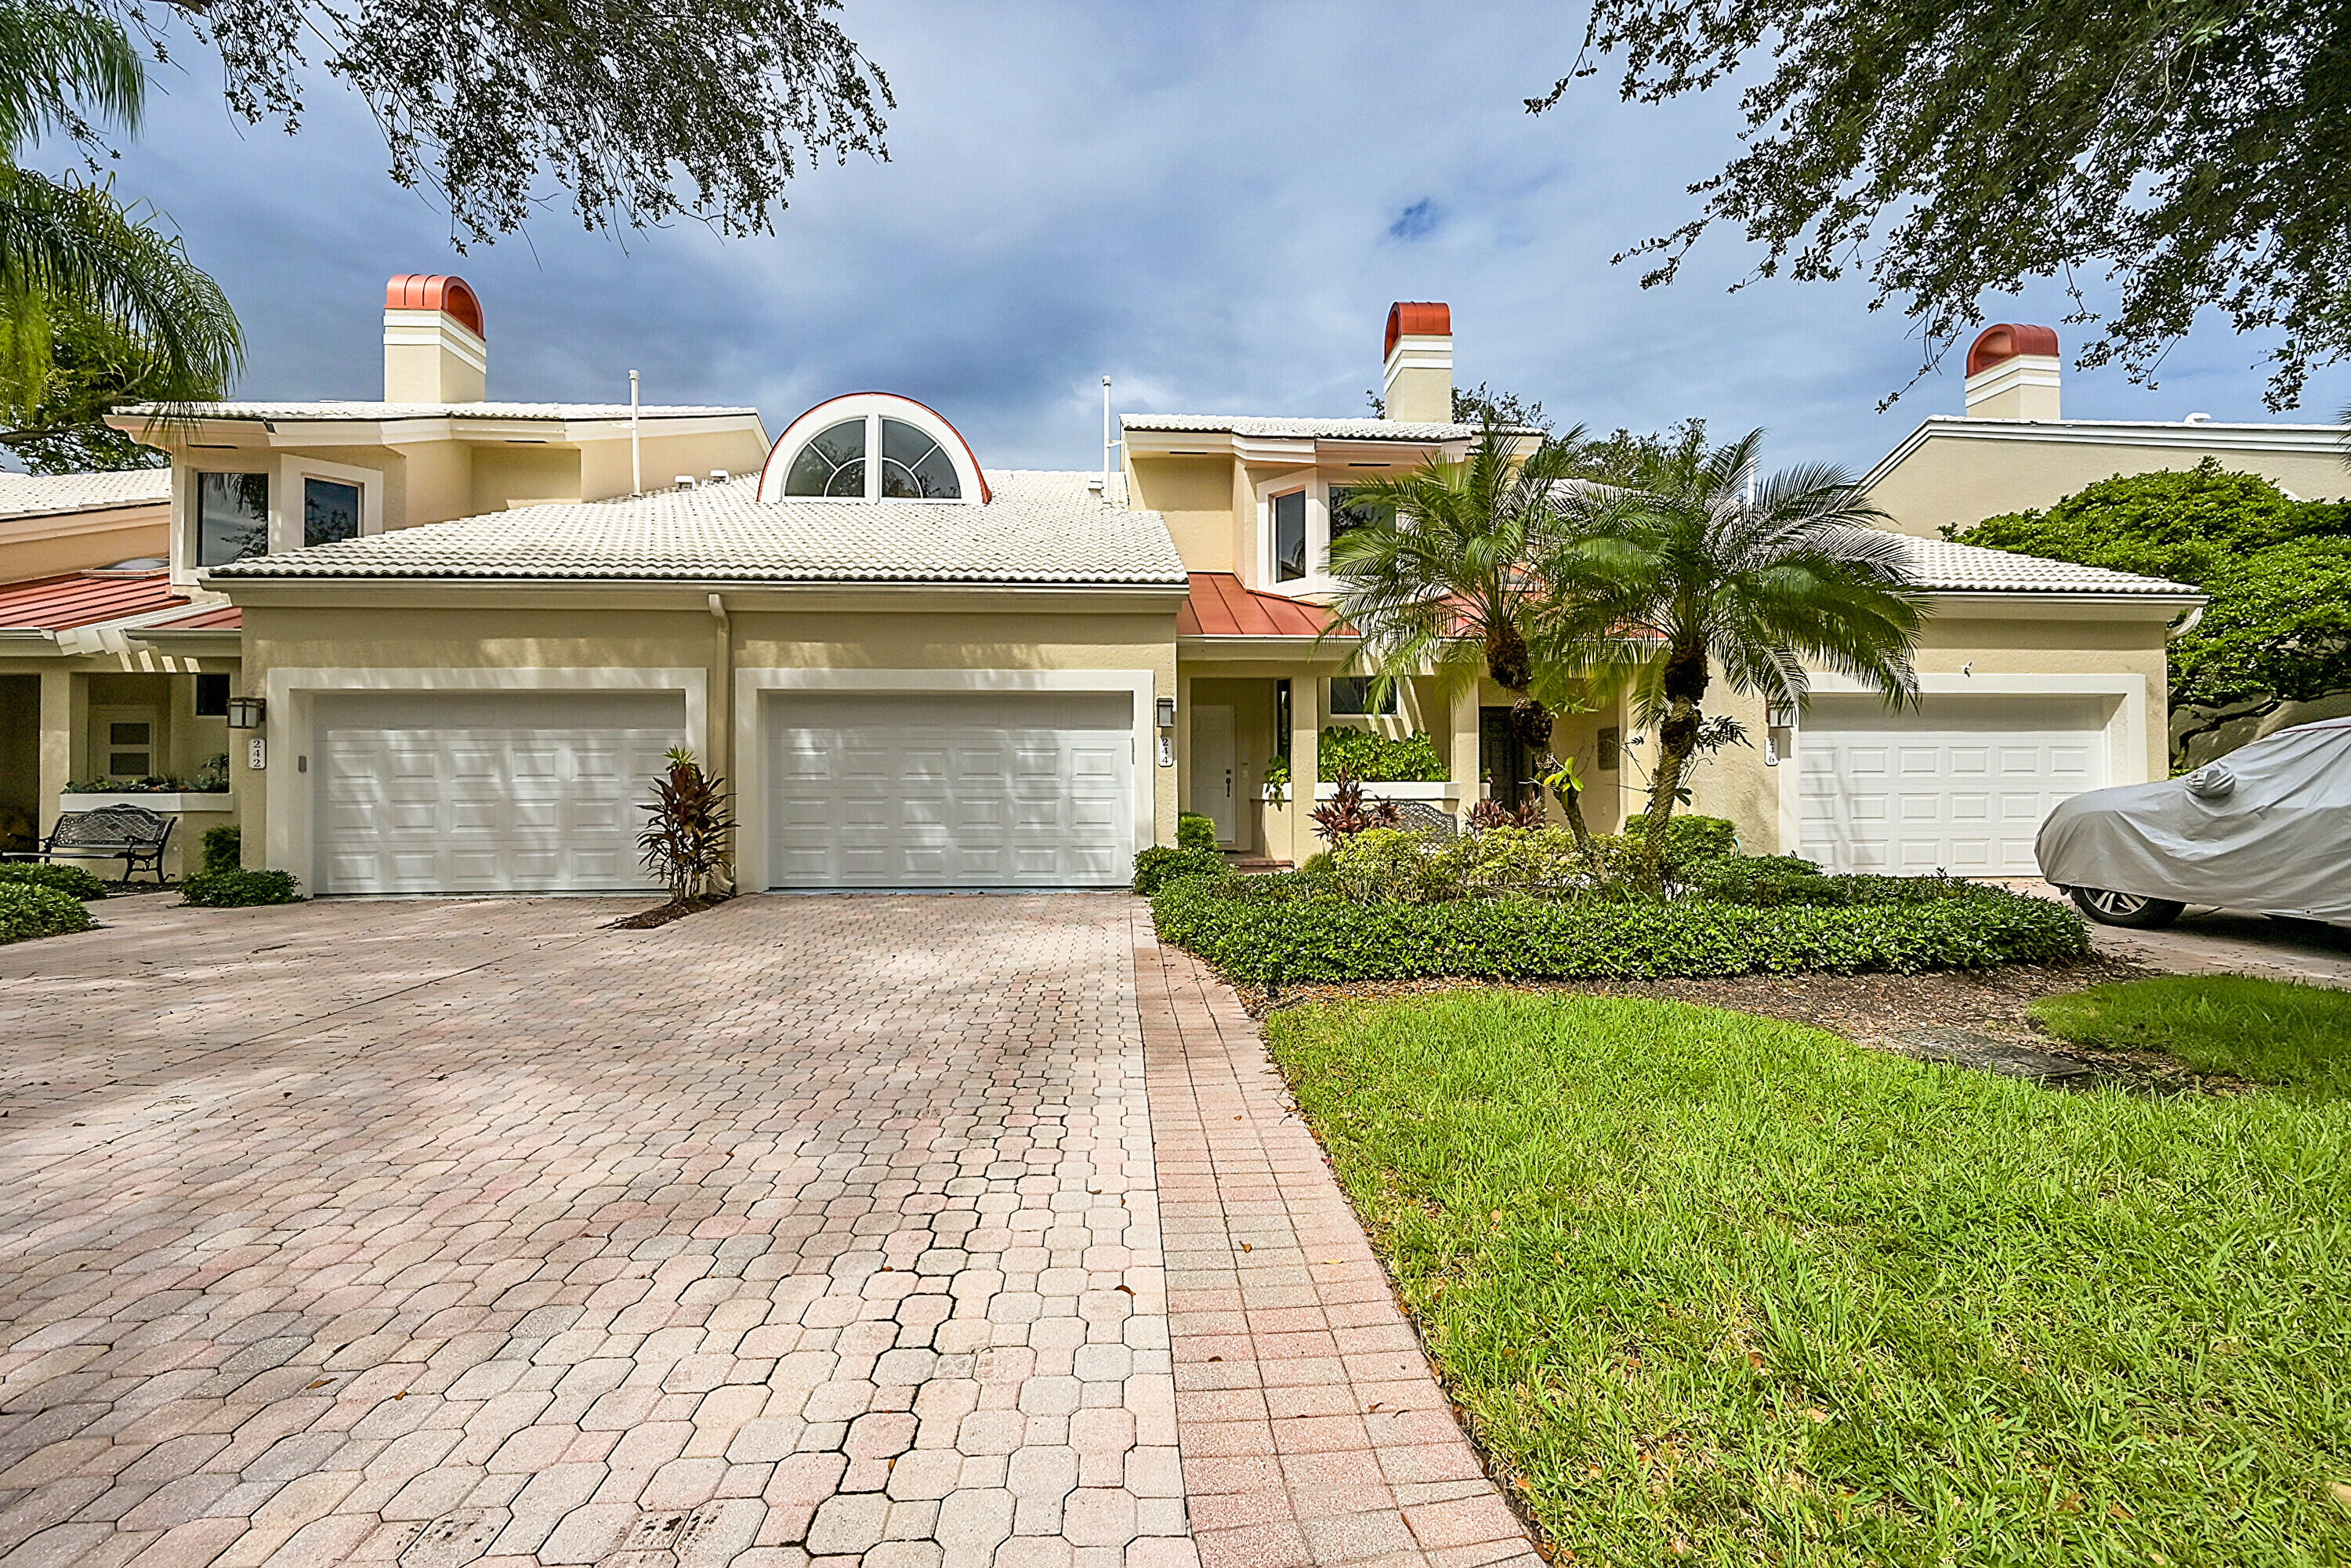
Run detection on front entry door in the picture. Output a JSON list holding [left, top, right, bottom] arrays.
[[1480, 707, 1534, 805], [1194, 704, 1237, 846]]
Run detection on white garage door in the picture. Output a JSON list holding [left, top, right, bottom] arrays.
[[1797, 694, 2108, 875], [769, 691, 1133, 889], [315, 692, 683, 894]]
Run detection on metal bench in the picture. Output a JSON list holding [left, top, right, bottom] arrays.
[[4, 803, 176, 884]]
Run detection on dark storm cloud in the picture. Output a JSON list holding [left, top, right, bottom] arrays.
[[79, 0, 2351, 476]]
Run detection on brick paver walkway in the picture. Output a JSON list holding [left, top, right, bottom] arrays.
[[1135, 946, 1537, 1568], [1, 894, 1531, 1568]]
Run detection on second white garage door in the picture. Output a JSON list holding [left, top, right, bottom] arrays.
[[1797, 694, 2108, 875], [316, 692, 683, 894], [768, 691, 1133, 889]]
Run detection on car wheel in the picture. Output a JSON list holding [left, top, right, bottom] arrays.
[[2068, 887, 2186, 929]]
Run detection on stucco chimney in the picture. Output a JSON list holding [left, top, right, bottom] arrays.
[[1963, 324, 2060, 421], [1381, 302, 1453, 424], [383, 274, 487, 404]]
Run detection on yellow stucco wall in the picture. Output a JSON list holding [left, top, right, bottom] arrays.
[[1128, 455, 1237, 574], [1868, 430, 2351, 539]]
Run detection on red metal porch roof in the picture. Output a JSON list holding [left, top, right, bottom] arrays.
[[0, 569, 188, 631], [1179, 572, 1336, 638]]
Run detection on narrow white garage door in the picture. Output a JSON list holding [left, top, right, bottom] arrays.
[[769, 691, 1133, 889], [1797, 694, 2108, 875], [316, 692, 683, 894]]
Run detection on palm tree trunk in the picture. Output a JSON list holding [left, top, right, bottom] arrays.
[[1638, 696, 1700, 881], [1502, 688, 1598, 866]]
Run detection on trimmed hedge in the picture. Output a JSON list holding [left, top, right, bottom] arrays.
[[1320, 726, 1447, 783], [1151, 875, 2089, 982], [1133, 846, 1226, 895], [0, 882, 96, 943], [1176, 813, 1219, 852], [180, 869, 304, 907], [0, 861, 109, 900]]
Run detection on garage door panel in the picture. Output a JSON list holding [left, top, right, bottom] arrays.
[[1799, 695, 2107, 876], [314, 693, 679, 894], [769, 690, 1133, 889]]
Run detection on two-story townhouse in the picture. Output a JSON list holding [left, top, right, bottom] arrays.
[[109, 282, 2197, 896]]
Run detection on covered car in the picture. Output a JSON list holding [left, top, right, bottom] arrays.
[[2036, 718, 2351, 928]]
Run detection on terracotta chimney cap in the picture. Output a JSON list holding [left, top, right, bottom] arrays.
[[1965, 323, 2056, 378], [1384, 302, 1451, 360], [386, 274, 484, 340]]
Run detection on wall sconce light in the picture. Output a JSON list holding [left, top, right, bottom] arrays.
[[226, 696, 267, 730], [1766, 698, 1798, 730], [1154, 696, 1176, 730]]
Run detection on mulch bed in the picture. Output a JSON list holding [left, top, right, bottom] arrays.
[[608, 892, 734, 929], [1235, 956, 2257, 1095]]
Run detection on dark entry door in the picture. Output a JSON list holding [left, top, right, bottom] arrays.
[[1479, 707, 1535, 804]]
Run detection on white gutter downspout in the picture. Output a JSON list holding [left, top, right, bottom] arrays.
[[630, 369, 642, 494], [708, 591, 734, 889]]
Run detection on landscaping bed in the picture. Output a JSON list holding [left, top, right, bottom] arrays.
[[1151, 866, 2088, 985], [1267, 989, 2351, 1566]]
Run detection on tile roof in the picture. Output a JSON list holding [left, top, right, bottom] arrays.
[[118, 400, 756, 422], [0, 468, 171, 521], [1179, 574, 1335, 637], [206, 470, 1189, 587], [1123, 415, 1508, 443], [0, 569, 194, 631], [1891, 536, 2201, 596]]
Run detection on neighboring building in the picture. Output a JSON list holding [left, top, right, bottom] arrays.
[[0, 467, 172, 584], [85, 284, 2197, 894], [1863, 323, 2351, 540], [0, 275, 768, 868]]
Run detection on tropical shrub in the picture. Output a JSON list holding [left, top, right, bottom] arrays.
[[1150, 875, 2087, 983], [0, 883, 94, 943], [1310, 771, 1403, 846], [1132, 846, 1227, 896], [638, 748, 733, 902], [1327, 828, 1458, 905], [0, 861, 108, 900], [1317, 726, 1447, 783], [1616, 813, 1737, 866], [1465, 795, 1545, 831], [179, 869, 303, 907], [201, 823, 241, 875], [1176, 812, 1219, 851]]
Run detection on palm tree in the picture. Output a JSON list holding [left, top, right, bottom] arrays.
[[0, 0, 240, 461], [1549, 426, 1925, 879], [1324, 419, 1605, 853]]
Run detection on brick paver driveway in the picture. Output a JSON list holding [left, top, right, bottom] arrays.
[[0, 895, 1183, 1568]]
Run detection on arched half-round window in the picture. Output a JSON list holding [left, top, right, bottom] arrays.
[[758, 393, 991, 504], [783, 418, 867, 498]]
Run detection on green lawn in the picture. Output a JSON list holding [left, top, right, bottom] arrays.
[[1266, 991, 2351, 1566], [2033, 976, 2351, 1096]]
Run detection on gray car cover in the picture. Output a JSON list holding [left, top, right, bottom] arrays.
[[2037, 719, 2351, 921]]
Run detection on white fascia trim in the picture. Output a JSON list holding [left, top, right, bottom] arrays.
[[731, 667, 1160, 887], [1922, 590, 2207, 617], [1864, 415, 2351, 490], [262, 664, 708, 893], [1382, 335, 1454, 381]]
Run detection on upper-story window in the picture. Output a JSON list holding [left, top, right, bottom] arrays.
[[1329, 676, 1400, 716], [1327, 485, 1390, 549], [196, 473, 269, 567], [758, 393, 991, 505], [1273, 491, 1307, 581], [305, 478, 361, 545]]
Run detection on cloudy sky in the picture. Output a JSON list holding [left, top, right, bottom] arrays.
[[82, 0, 2351, 475]]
